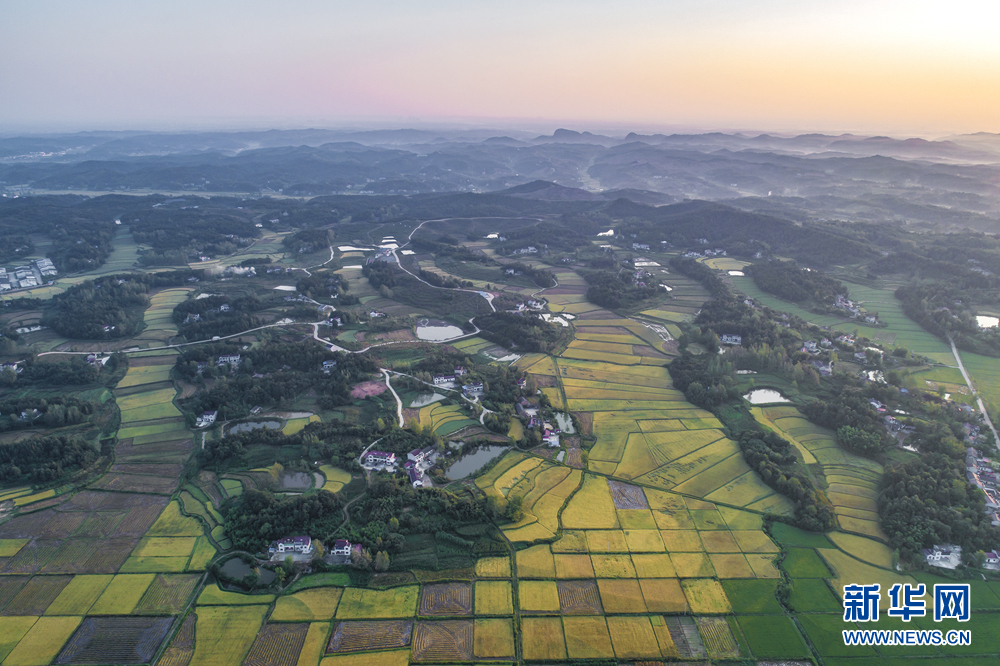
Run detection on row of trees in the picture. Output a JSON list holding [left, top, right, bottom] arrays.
[[746, 260, 845, 305]]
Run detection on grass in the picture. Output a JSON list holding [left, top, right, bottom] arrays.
[[271, 588, 344, 621], [720, 579, 783, 613], [335, 586, 419, 619], [88, 573, 156, 614], [474, 581, 512, 615], [517, 580, 560, 612], [736, 615, 811, 660], [2, 616, 82, 666], [473, 618, 514, 658], [788, 578, 842, 612], [284, 572, 351, 594], [189, 605, 269, 666], [783, 547, 833, 577]]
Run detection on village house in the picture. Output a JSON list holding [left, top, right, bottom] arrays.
[[332, 539, 352, 556], [719, 334, 742, 345], [433, 374, 455, 385], [922, 544, 962, 569], [364, 450, 396, 467], [405, 463, 424, 488], [454, 366, 467, 376], [217, 354, 241, 366], [985, 551, 1000, 568], [322, 360, 338, 374], [802, 340, 819, 353], [408, 447, 435, 465], [369, 311, 386, 318], [269, 535, 313, 555], [196, 411, 218, 427], [632, 242, 650, 251], [462, 382, 485, 396]]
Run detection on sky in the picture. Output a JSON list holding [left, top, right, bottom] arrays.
[[1, 0, 998, 135]]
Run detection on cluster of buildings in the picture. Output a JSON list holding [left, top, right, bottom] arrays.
[[0, 258, 56, 291], [196, 411, 218, 427], [682, 247, 727, 259], [719, 334, 742, 346], [512, 246, 538, 255], [833, 295, 880, 324]]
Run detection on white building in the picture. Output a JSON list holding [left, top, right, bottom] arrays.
[[270, 535, 313, 554], [719, 334, 742, 345]]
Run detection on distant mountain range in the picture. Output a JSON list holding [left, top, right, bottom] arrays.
[[1, 127, 998, 232]]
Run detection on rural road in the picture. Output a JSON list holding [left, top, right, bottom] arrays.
[[948, 334, 1000, 448]]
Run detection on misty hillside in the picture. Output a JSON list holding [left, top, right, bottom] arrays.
[[2, 127, 1000, 232]]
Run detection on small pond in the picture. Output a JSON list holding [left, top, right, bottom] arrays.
[[977, 315, 999, 329], [446, 445, 508, 480], [220, 557, 276, 585], [279, 471, 312, 490], [555, 412, 575, 434], [228, 421, 281, 435], [416, 325, 464, 341], [743, 388, 791, 404], [410, 392, 445, 408]]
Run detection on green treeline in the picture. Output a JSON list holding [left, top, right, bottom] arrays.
[[475, 311, 566, 353], [0, 434, 97, 483], [746, 260, 845, 305]]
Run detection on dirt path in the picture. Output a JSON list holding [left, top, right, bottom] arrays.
[[382, 369, 404, 426]]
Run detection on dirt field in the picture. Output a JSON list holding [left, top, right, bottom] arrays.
[[350, 380, 387, 399]]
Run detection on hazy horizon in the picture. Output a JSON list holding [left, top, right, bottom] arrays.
[[3, 0, 998, 137]]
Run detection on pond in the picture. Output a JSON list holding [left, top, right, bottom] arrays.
[[410, 392, 445, 408], [555, 412, 575, 434], [416, 325, 464, 341], [279, 471, 312, 490], [743, 388, 791, 404], [228, 421, 281, 435], [446, 445, 508, 480], [977, 315, 999, 329], [220, 557, 276, 585]]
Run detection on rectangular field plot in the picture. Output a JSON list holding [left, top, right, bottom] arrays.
[[335, 587, 418, 619], [521, 617, 566, 661], [189, 605, 269, 666], [45, 575, 113, 616], [680, 579, 731, 613], [473, 557, 509, 578], [639, 577, 687, 612], [591, 553, 636, 578], [631, 553, 676, 578], [556, 580, 603, 615], [2, 575, 72, 615], [55, 616, 173, 665], [271, 588, 343, 622], [554, 554, 595, 578], [133, 574, 199, 614], [242, 623, 309, 666], [697, 616, 740, 659], [606, 616, 663, 659], [597, 578, 646, 613], [515, 544, 555, 578], [4, 616, 82, 666], [563, 616, 614, 659], [473, 618, 514, 659], [0, 616, 38, 664], [410, 620, 473, 662], [89, 574, 156, 615], [518, 580, 560, 613], [585, 530, 628, 553], [560, 474, 619, 529], [737, 615, 811, 660], [418, 582, 471, 616], [473, 581, 512, 616]]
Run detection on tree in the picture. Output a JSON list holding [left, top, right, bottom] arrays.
[[374, 550, 390, 571], [313, 540, 324, 558], [351, 547, 373, 570]]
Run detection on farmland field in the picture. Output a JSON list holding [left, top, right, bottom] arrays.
[[327, 620, 413, 653], [189, 605, 270, 666], [271, 588, 344, 621], [55, 616, 174, 665], [335, 587, 418, 619], [473, 618, 514, 658], [473, 581, 512, 615], [418, 582, 472, 616], [410, 620, 473, 662], [3, 616, 82, 666], [243, 623, 309, 666], [562, 616, 614, 659], [521, 617, 566, 661]]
